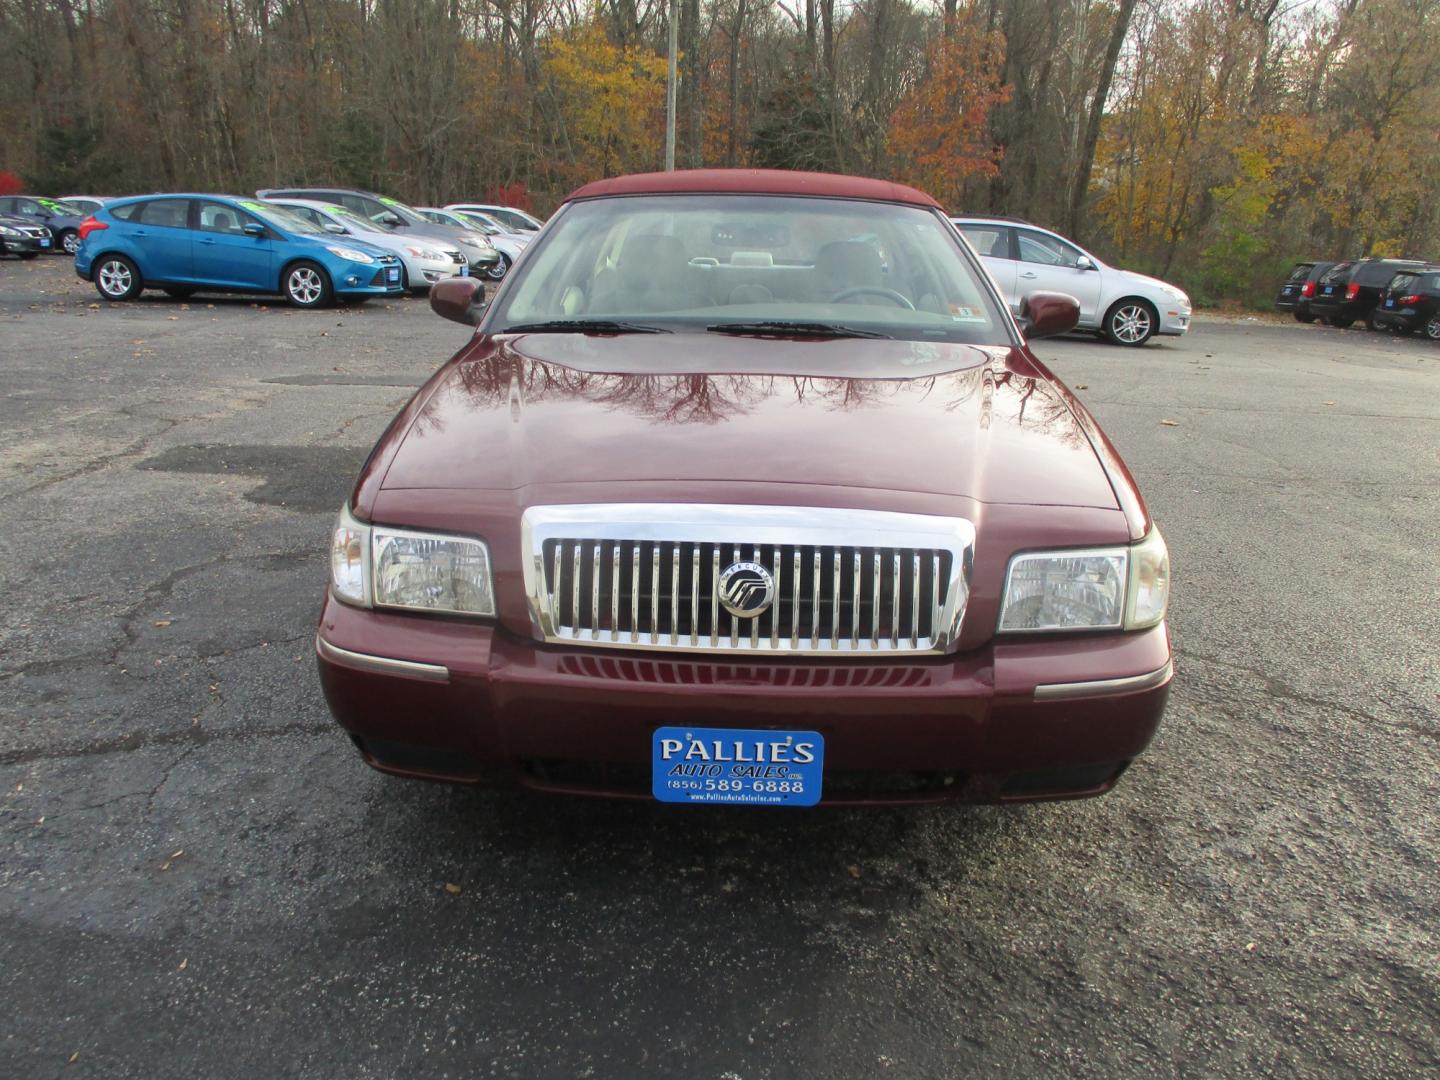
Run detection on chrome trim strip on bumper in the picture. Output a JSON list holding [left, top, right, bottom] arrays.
[[1033, 660, 1173, 701], [315, 635, 451, 683]]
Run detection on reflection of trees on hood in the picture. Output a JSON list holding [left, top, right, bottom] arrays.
[[409, 355, 1082, 447]]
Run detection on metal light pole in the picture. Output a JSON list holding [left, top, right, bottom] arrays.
[[664, 0, 678, 171]]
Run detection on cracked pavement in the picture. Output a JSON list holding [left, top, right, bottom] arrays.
[[1, 257, 1437, 1078]]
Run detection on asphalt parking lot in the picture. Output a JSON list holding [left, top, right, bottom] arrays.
[[2, 255, 1437, 1078]]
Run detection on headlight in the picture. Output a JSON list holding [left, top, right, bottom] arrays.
[[326, 245, 375, 264], [458, 235, 493, 250], [998, 528, 1168, 633], [0, 225, 17, 237], [328, 506, 496, 617], [404, 246, 444, 261]]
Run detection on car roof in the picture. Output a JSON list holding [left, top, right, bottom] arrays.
[[257, 187, 381, 198], [567, 169, 942, 208], [110, 193, 248, 202], [264, 197, 345, 210], [951, 214, 1036, 226]]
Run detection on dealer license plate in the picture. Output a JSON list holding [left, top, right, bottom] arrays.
[[387, 267, 400, 283], [1282, 286, 1293, 294], [40, 238, 50, 248], [1386, 298, 1394, 307], [652, 726, 823, 806], [459, 264, 469, 277]]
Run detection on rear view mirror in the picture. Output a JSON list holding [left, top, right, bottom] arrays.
[[430, 276, 486, 326], [1017, 291, 1080, 339], [242, 223, 265, 238]]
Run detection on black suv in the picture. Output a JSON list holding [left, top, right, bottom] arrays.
[[1274, 261, 1335, 323], [1371, 268, 1440, 340], [1308, 258, 1434, 330]]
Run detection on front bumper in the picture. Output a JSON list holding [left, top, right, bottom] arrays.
[[315, 595, 1173, 806], [459, 246, 501, 271], [1157, 305, 1192, 336], [402, 254, 465, 289], [333, 258, 406, 297], [2, 230, 52, 255]]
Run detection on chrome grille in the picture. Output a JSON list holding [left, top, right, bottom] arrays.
[[522, 505, 975, 656]]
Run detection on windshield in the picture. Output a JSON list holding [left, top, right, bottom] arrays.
[[377, 196, 429, 226], [494, 208, 541, 231], [242, 200, 326, 236], [488, 194, 1006, 344], [327, 205, 389, 233], [458, 212, 501, 235]]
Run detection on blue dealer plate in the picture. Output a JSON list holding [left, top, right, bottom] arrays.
[[653, 726, 823, 806], [387, 267, 400, 282]]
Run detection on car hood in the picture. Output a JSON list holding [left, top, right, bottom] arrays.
[[1111, 267, 1186, 301], [377, 334, 1119, 510]]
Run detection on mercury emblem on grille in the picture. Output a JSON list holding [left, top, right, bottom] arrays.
[[718, 561, 775, 619]]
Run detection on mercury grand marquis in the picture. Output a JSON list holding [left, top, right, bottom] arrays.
[[316, 169, 1173, 807]]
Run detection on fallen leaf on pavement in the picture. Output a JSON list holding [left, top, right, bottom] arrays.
[[1160, 419, 1180, 426], [444, 882, 461, 895]]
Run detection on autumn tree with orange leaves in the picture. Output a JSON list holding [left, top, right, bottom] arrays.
[[887, 14, 1011, 211]]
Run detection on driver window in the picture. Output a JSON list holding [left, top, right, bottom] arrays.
[[1017, 230, 1082, 268]]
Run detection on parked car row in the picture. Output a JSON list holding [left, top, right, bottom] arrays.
[[59, 186, 540, 308], [1275, 257, 1440, 340], [0, 195, 95, 254]]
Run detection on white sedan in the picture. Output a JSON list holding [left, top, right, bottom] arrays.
[[952, 216, 1191, 346]]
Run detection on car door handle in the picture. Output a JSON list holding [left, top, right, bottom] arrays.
[[198, 238, 216, 245], [1019, 271, 1039, 279]]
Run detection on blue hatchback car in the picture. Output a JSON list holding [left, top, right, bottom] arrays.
[[74, 194, 405, 307]]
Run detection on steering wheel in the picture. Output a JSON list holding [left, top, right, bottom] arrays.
[[829, 286, 915, 309]]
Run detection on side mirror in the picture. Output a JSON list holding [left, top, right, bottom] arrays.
[[430, 276, 486, 326], [1017, 291, 1080, 339], [1075, 255, 1096, 271], [323, 222, 347, 234], [381, 212, 404, 227], [242, 222, 266, 238]]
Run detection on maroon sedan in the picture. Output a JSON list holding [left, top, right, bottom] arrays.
[[317, 169, 1172, 806]]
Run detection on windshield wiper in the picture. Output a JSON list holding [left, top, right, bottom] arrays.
[[705, 321, 891, 339], [501, 319, 672, 335]]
